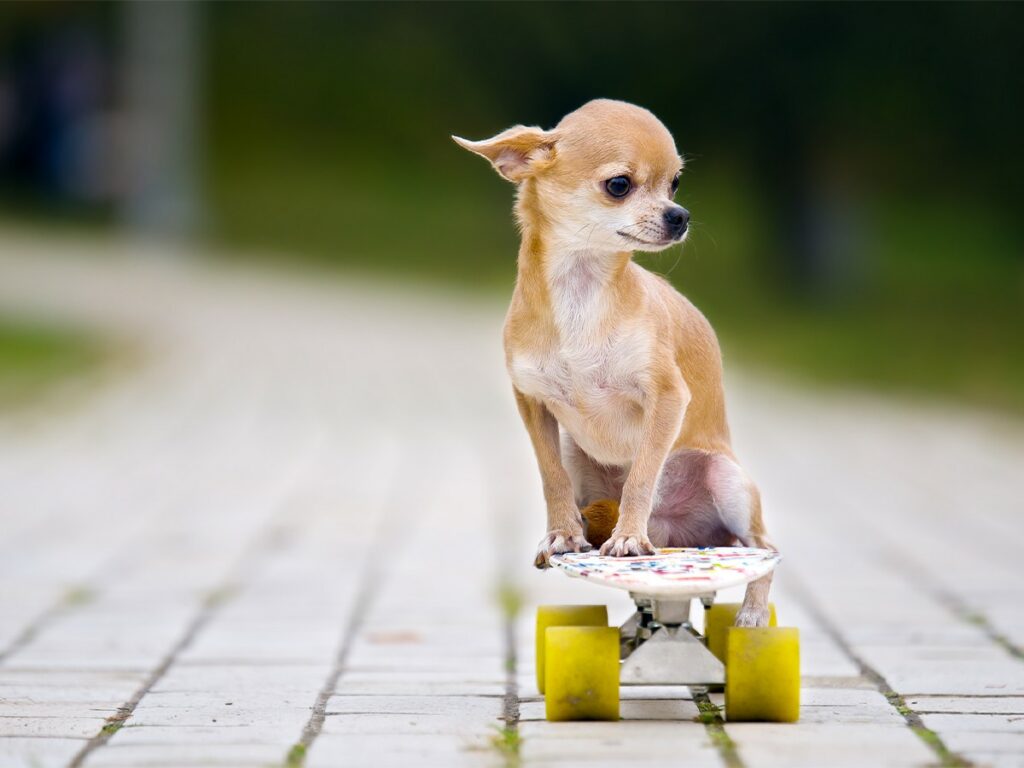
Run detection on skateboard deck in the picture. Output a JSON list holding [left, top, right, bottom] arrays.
[[550, 547, 780, 598]]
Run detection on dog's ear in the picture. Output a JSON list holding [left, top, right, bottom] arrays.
[[451, 126, 557, 182]]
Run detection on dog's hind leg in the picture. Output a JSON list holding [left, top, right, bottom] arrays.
[[707, 454, 775, 628], [646, 449, 737, 548], [651, 450, 775, 627]]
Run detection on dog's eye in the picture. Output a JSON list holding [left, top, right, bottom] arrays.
[[670, 173, 680, 196], [605, 176, 631, 198]]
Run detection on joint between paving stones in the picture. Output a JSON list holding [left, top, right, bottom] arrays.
[[693, 691, 744, 768], [66, 590, 226, 768], [494, 581, 522, 767], [879, 549, 1023, 664], [785, 572, 974, 768], [284, 454, 413, 767], [0, 585, 97, 667]]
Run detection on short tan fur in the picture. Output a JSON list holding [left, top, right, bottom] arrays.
[[455, 99, 774, 627]]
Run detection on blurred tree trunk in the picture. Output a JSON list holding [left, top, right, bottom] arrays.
[[762, 120, 864, 305], [120, 2, 200, 240]]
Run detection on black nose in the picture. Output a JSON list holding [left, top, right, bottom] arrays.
[[664, 206, 690, 238]]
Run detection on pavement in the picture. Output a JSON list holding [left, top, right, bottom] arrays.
[[0, 234, 1022, 768]]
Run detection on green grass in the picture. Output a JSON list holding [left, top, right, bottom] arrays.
[[99, 720, 124, 736], [0, 318, 106, 408], [206, 155, 519, 292], [624, 170, 1024, 416], [490, 724, 521, 766], [494, 582, 524, 623], [910, 726, 971, 768], [712, 295, 1024, 415], [5, 144, 1022, 418], [693, 695, 742, 768], [285, 743, 307, 767], [61, 586, 97, 608], [880, 691, 971, 768], [4, 0, 1023, 421], [206, 126, 1024, 416]]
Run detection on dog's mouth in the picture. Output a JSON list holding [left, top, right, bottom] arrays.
[[617, 230, 674, 247]]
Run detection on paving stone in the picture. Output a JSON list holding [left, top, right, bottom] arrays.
[[519, 697, 700, 723], [882, 659, 1024, 696], [98, 724, 296, 746], [906, 696, 1024, 715], [125, 703, 311, 729], [306, 732, 499, 768], [728, 723, 936, 768], [519, 721, 720, 765], [138, 689, 315, 712], [0, 736, 85, 768], [177, 619, 341, 664], [956, 753, 1024, 768], [80, 742, 284, 767], [2, 240, 1024, 768], [336, 669, 506, 693], [796, 639, 862, 678], [798, 675, 875, 690], [334, 678, 504, 697], [149, 663, 329, 695], [939, 730, 1024, 758], [800, 687, 897, 707], [920, 712, 1024, 734], [0, 715, 105, 739], [0, 668, 143, 706], [843, 624, 998, 647], [326, 694, 499, 717], [796, 687, 905, 725], [321, 710, 504, 737]]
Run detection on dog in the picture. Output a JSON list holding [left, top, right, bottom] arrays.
[[454, 99, 774, 627]]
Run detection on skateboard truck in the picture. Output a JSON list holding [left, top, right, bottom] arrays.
[[619, 594, 724, 687]]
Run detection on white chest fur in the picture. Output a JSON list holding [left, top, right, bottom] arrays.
[[508, 252, 651, 465]]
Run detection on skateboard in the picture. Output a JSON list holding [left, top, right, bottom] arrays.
[[537, 547, 799, 722]]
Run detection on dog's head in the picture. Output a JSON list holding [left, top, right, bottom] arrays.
[[453, 99, 688, 253]]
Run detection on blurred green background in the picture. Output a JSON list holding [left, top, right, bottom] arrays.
[[1, 2, 1022, 411]]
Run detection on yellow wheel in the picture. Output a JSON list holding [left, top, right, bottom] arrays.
[[725, 627, 800, 722], [544, 626, 620, 721], [535, 605, 607, 694], [705, 603, 777, 662]]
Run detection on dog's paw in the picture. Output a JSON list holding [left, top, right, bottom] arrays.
[[534, 531, 591, 569], [734, 604, 771, 628], [599, 531, 655, 558]]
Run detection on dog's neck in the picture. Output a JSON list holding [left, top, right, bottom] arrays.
[[513, 181, 636, 341], [549, 249, 622, 341], [517, 224, 632, 343]]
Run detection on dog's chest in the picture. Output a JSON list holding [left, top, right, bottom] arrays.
[[507, 255, 653, 463], [509, 335, 648, 465], [508, 307, 651, 466], [509, 334, 646, 409]]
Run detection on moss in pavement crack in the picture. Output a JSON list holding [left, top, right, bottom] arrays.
[[694, 695, 743, 768], [285, 742, 306, 767], [490, 724, 521, 767]]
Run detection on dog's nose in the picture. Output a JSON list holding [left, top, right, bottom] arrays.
[[664, 206, 690, 238]]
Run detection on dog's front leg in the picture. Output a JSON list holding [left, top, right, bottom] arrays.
[[513, 388, 590, 568], [601, 378, 689, 557]]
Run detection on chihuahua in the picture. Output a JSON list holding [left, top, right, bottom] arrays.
[[454, 99, 774, 627]]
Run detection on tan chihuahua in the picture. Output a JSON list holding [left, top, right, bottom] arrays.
[[455, 99, 774, 627]]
